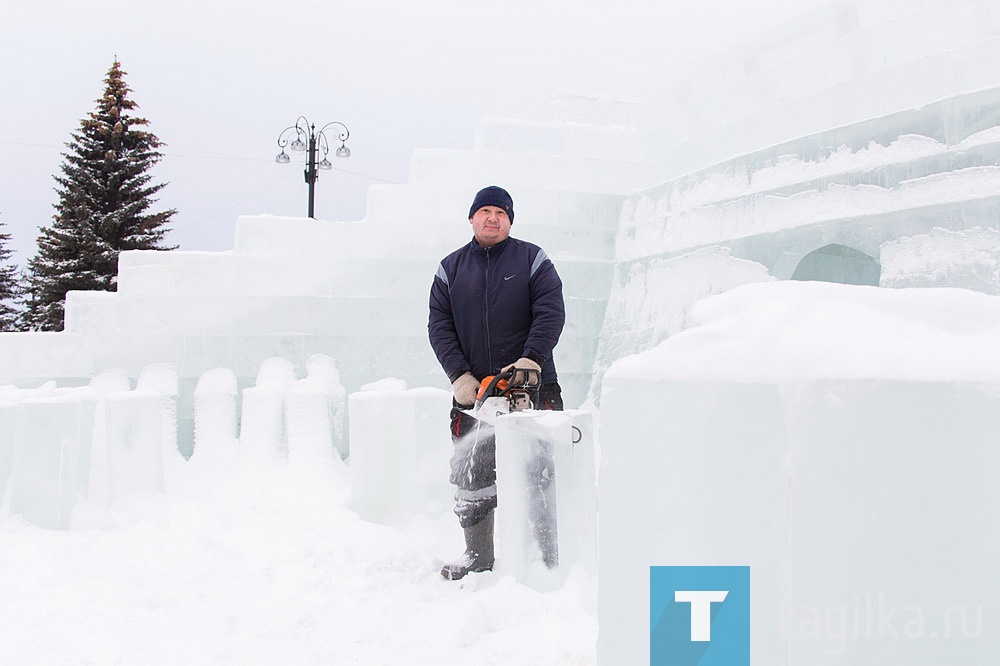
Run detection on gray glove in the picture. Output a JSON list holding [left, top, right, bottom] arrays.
[[452, 372, 480, 407]]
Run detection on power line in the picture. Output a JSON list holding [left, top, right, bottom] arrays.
[[0, 141, 404, 185], [169, 170, 298, 232]]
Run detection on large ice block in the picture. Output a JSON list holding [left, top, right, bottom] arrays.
[[9, 396, 88, 530], [285, 354, 347, 465], [136, 363, 180, 461], [348, 384, 418, 526], [597, 281, 1000, 665], [597, 380, 791, 665], [408, 387, 454, 516], [781, 379, 1000, 664], [54, 387, 96, 499], [104, 391, 165, 502], [86, 370, 132, 505], [0, 399, 14, 503], [192, 368, 239, 461], [240, 358, 297, 462], [349, 383, 451, 519], [495, 409, 597, 590]]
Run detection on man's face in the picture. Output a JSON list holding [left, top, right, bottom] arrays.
[[469, 206, 512, 248]]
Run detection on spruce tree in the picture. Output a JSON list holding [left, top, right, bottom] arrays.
[[24, 59, 176, 331], [0, 218, 23, 332]]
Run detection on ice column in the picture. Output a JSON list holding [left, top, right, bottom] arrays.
[[56, 386, 96, 499], [409, 387, 454, 516], [9, 394, 89, 530], [0, 398, 15, 504], [285, 354, 347, 466], [494, 409, 598, 589], [136, 363, 180, 461], [105, 390, 165, 502], [192, 368, 239, 461], [348, 379, 426, 526], [240, 357, 297, 461], [87, 370, 132, 505]]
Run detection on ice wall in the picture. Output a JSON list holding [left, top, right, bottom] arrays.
[[881, 227, 1000, 293], [597, 282, 1000, 664], [590, 247, 774, 400], [2, 361, 353, 528], [2, 0, 999, 449], [632, 0, 1000, 187]]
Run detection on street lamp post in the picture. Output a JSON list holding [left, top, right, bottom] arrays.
[[275, 116, 351, 219]]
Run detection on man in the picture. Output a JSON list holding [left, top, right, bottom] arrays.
[[428, 185, 565, 580]]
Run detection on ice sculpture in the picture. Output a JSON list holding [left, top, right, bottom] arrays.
[[494, 409, 597, 590]]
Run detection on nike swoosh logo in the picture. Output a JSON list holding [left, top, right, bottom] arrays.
[[504, 275, 516, 281]]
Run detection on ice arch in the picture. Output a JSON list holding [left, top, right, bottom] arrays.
[[772, 242, 881, 286]]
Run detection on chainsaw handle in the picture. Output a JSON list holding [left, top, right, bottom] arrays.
[[474, 370, 515, 410]]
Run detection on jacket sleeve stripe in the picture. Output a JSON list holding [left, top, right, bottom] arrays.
[[435, 263, 450, 287], [529, 248, 549, 278]]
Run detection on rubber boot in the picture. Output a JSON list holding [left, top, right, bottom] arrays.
[[440, 511, 495, 580]]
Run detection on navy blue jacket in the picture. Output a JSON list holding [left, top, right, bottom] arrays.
[[428, 236, 565, 385]]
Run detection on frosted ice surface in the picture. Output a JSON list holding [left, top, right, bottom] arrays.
[[347, 384, 450, 525], [89, 368, 131, 393], [360, 377, 407, 392], [192, 368, 239, 461], [9, 396, 86, 530], [495, 409, 597, 590], [137, 364, 180, 462], [598, 281, 1000, 664], [254, 357, 297, 385], [348, 386, 417, 526], [240, 358, 297, 462], [285, 355, 347, 465], [85, 371, 133, 506], [408, 387, 453, 516], [136, 363, 179, 396], [880, 227, 1000, 294], [0, 400, 14, 504], [105, 391, 165, 502]]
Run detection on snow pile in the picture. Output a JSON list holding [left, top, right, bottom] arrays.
[[606, 280, 1000, 383], [0, 456, 597, 664]]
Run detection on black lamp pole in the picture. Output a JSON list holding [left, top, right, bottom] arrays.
[[275, 117, 351, 219]]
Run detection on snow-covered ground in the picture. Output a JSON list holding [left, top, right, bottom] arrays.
[[0, 454, 597, 665]]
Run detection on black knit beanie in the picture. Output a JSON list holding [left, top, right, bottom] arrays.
[[468, 185, 514, 223]]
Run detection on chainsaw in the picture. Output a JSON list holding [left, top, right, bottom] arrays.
[[464, 367, 541, 426]]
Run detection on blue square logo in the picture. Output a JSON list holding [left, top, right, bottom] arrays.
[[650, 566, 750, 665]]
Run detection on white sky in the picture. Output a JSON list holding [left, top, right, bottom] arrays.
[[0, 0, 829, 265]]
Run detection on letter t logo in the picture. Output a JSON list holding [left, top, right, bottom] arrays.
[[674, 590, 729, 641]]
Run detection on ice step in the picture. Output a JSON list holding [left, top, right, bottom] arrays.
[[408, 148, 639, 194], [117, 248, 614, 298], [366, 183, 624, 231]]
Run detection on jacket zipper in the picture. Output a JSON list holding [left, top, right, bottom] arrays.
[[484, 246, 493, 373]]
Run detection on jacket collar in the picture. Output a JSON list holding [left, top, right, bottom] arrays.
[[469, 236, 511, 256]]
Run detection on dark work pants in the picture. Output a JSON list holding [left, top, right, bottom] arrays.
[[448, 381, 563, 528]]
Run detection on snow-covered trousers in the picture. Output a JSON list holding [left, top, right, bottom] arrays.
[[448, 381, 563, 528]]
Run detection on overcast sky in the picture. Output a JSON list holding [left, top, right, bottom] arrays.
[[0, 0, 829, 266]]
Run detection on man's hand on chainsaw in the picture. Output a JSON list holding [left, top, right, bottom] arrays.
[[452, 372, 480, 407], [502, 357, 541, 386]]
